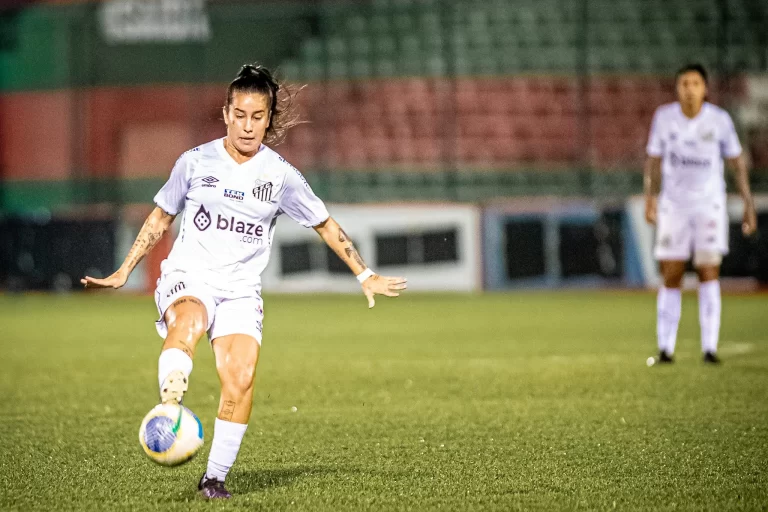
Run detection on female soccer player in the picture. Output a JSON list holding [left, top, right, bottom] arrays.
[[81, 64, 407, 499], [644, 63, 757, 364]]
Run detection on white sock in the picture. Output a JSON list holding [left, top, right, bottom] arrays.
[[657, 287, 682, 355], [157, 348, 193, 390], [699, 280, 721, 354], [206, 418, 248, 482]]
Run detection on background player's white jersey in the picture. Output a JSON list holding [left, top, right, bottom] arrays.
[[646, 102, 742, 206], [154, 138, 329, 293]]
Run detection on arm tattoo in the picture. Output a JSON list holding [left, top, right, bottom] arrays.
[[122, 211, 171, 272], [644, 158, 661, 196], [220, 400, 236, 421], [344, 245, 367, 269], [330, 223, 367, 271]]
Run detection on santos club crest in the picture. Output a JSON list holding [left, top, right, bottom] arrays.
[[253, 180, 273, 202]]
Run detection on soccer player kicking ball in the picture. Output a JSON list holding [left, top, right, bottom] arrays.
[[644, 63, 757, 365], [81, 64, 407, 499]]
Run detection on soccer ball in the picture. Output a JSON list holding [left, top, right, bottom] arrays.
[[138, 403, 204, 466]]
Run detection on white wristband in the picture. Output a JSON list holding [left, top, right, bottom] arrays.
[[356, 268, 375, 283]]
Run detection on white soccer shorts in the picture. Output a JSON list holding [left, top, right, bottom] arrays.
[[654, 198, 729, 262], [154, 272, 264, 344]]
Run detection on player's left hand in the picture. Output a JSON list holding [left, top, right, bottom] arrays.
[[80, 269, 129, 289], [742, 206, 757, 236], [362, 275, 407, 309]]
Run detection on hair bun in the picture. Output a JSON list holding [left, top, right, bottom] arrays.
[[237, 64, 261, 78]]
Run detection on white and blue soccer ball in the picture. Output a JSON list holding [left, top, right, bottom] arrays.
[[138, 403, 204, 466]]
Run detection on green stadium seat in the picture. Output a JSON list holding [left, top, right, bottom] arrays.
[[301, 39, 324, 61], [349, 37, 371, 57], [327, 37, 348, 59], [369, 14, 391, 34], [278, 60, 301, 81], [375, 59, 397, 77], [401, 35, 421, 58], [375, 36, 397, 57], [345, 15, 368, 36], [350, 59, 373, 78], [327, 60, 348, 79]]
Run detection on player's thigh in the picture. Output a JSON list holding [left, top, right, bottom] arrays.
[[209, 297, 264, 391], [654, 203, 693, 262], [692, 202, 728, 268], [155, 273, 216, 342], [165, 296, 210, 339], [211, 333, 261, 393], [208, 296, 264, 345]]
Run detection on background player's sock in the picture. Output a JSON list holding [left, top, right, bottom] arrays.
[[657, 286, 681, 355], [699, 280, 721, 354], [158, 348, 193, 389], [206, 418, 248, 481]]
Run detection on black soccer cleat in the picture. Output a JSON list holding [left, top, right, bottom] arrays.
[[198, 473, 232, 500], [703, 352, 721, 364], [658, 351, 674, 364]]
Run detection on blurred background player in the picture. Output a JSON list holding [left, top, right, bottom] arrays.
[[81, 64, 407, 499], [644, 63, 757, 364]]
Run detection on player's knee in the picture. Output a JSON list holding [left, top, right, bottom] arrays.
[[694, 251, 722, 268], [167, 311, 207, 342], [662, 270, 683, 288], [660, 261, 684, 288], [221, 361, 256, 396]]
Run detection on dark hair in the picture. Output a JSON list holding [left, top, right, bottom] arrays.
[[675, 63, 708, 84], [226, 64, 301, 145]]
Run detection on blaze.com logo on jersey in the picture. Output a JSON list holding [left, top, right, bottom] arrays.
[[193, 205, 264, 245], [669, 152, 711, 168]]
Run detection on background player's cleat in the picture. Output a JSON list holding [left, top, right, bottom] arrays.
[[703, 352, 721, 364], [658, 351, 674, 364], [198, 474, 232, 499], [160, 370, 188, 405]]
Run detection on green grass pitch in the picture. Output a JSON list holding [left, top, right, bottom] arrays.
[[1, 291, 766, 511]]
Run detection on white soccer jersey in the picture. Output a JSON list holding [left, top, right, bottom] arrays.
[[647, 102, 742, 206], [153, 138, 329, 293]]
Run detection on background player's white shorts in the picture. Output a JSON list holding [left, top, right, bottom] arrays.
[[154, 271, 264, 344], [654, 198, 729, 262]]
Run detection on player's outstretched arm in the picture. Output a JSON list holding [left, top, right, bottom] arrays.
[[81, 207, 176, 289], [314, 217, 407, 308], [726, 156, 758, 235], [643, 156, 662, 225]]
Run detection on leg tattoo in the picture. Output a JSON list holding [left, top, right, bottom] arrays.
[[220, 400, 236, 421]]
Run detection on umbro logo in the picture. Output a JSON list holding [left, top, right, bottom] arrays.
[[202, 176, 219, 188]]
